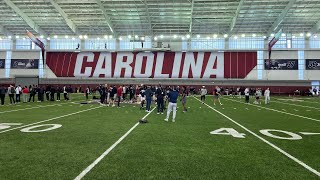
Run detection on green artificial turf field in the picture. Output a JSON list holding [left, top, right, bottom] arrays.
[[0, 94, 320, 179]]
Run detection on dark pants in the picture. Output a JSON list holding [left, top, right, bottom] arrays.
[[16, 94, 20, 102], [122, 93, 126, 100], [46, 93, 50, 101], [29, 93, 35, 102], [100, 95, 105, 104], [0, 94, 5, 105], [201, 95, 205, 101], [50, 93, 54, 101], [38, 93, 43, 102], [64, 93, 69, 100], [245, 95, 249, 103], [9, 94, 15, 104], [117, 96, 121, 107], [157, 98, 164, 112], [146, 98, 151, 111], [86, 93, 89, 100], [129, 93, 134, 100], [57, 93, 60, 100]]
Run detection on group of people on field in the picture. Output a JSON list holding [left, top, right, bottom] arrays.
[[0, 84, 72, 105]]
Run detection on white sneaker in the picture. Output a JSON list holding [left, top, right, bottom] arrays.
[[157, 112, 160, 114], [164, 119, 168, 122], [145, 110, 149, 112], [172, 119, 175, 122], [161, 112, 164, 114]]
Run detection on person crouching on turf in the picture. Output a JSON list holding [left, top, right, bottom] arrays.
[[165, 86, 179, 122], [181, 88, 187, 112], [213, 86, 223, 105], [244, 87, 250, 103]]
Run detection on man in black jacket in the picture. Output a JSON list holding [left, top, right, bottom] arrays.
[[0, 85, 6, 105], [28, 85, 36, 102], [50, 86, 56, 101], [38, 86, 44, 102], [155, 85, 165, 114]]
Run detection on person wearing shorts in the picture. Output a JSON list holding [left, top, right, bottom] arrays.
[[213, 86, 223, 105]]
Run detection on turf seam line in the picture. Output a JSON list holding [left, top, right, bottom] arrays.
[[224, 98, 320, 122], [193, 97, 320, 177], [74, 107, 157, 180], [0, 102, 70, 114], [272, 100, 320, 110], [0, 106, 102, 134]]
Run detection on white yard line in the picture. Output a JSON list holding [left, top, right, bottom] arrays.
[[0, 106, 102, 134], [224, 98, 320, 123], [0, 102, 70, 114], [193, 97, 320, 177], [74, 107, 156, 180], [273, 100, 320, 110]]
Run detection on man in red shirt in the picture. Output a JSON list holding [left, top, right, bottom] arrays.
[[117, 85, 122, 107]]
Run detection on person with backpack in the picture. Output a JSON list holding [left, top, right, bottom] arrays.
[[8, 85, 15, 104]]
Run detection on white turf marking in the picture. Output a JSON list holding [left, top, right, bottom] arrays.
[[294, 109, 299, 111], [0, 106, 102, 134], [225, 98, 320, 123], [300, 132, 320, 135], [74, 107, 156, 180], [0, 103, 69, 114], [282, 109, 286, 111], [273, 100, 320, 110], [193, 97, 320, 177]]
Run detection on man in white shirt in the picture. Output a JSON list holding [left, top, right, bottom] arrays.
[[15, 85, 22, 103], [264, 88, 271, 104], [200, 86, 207, 103], [244, 88, 250, 103]]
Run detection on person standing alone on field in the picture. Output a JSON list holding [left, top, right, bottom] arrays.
[[181, 87, 187, 112], [165, 86, 179, 122], [264, 88, 270, 104], [213, 86, 223, 105], [244, 87, 250, 103], [85, 86, 90, 101], [200, 86, 207, 103]]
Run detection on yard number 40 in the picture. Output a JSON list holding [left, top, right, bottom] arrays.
[[0, 123, 62, 133], [210, 128, 316, 140]]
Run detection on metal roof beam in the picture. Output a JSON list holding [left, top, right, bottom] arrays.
[[310, 19, 320, 33], [141, 0, 153, 35], [229, 0, 245, 35], [95, 0, 115, 34], [266, 0, 297, 36], [49, 0, 78, 34], [0, 25, 13, 36], [3, 0, 46, 35], [189, 0, 195, 34]]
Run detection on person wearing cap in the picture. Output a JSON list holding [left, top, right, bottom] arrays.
[[200, 86, 207, 103], [164, 86, 179, 122]]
